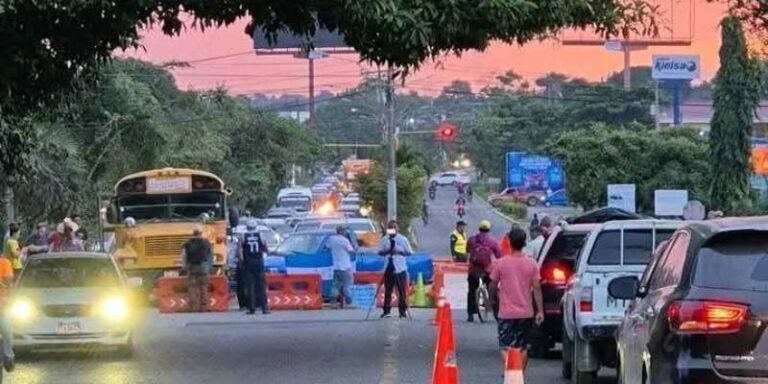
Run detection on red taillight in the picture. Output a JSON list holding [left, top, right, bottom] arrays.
[[579, 286, 593, 313], [542, 264, 570, 285], [668, 300, 749, 334], [215, 235, 225, 244]]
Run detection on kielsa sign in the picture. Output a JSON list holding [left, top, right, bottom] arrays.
[[505, 152, 565, 192], [652, 55, 700, 80]]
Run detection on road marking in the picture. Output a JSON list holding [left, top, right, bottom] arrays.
[[379, 320, 400, 384]]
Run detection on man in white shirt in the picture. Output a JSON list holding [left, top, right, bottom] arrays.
[[327, 226, 356, 308], [523, 226, 545, 259], [377, 221, 414, 318]]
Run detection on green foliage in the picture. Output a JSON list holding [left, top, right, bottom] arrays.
[[709, 16, 761, 214], [12, 59, 320, 227], [498, 202, 528, 220], [355, 145, 427, 230], [544, 125, 710, 212]]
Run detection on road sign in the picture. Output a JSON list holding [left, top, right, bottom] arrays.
[[652, 55, 700, 80], [604, 40, 624, 51], [607, 184, 636, 213], [654, 189, 689, 216]]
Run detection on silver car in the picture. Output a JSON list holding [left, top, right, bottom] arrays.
[[9, 252, 141, 355]]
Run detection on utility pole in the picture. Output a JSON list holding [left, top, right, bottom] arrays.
[[4, 176, 15, 225], [385, 66, 397, 221], [308, 57, 316, 128], [623, 42, 632, 89]]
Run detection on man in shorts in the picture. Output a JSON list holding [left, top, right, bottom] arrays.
[[490, 226, 544, 369]]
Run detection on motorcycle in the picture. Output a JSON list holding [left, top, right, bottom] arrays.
[[428, 188, 436, 200], [456, 204, 466, 218]]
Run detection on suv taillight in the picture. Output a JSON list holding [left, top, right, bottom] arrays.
[[542, 264, 570, 285], [668, 300, 749, 334], [579, 286, 593, 313]]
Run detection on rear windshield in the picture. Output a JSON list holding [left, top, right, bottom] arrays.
[[20, 258, 121, 288], [694, 233, 768, 292], [544, 232, 588, 263], [588, 228, 674, 265]]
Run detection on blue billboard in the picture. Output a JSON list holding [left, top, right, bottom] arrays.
[[505, 152, 565, 192]]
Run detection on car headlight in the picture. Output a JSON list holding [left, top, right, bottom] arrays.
[[99, 296, 129, 322], [8, 299, 36, 322]]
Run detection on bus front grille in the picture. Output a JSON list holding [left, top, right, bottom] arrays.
[[145, 235, 189, 257]]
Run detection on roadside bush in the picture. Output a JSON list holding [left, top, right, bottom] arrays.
[[498, 202, 528, 220]]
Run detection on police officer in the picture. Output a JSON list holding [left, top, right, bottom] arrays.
[[237, 219, 270, 315], [450, 220, 468, 262]]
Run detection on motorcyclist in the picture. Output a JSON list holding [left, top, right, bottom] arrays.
[[467, 184, 473, 202], [428, 184, 437, 200], [455, 195, 467, 217], [421, 199, 429, 225]]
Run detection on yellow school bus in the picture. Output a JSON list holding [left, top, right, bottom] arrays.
[[104, 168, 231, 286]]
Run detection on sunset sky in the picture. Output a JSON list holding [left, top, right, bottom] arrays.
[[128, 1, 728, 96]]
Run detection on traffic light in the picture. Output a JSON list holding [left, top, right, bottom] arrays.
[[436, 122, 458, 142]]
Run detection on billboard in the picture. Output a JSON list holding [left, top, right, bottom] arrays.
[[252, 26, 348, 51], [654, 189, 689, 216], [505, 152, 565, 192], [652, 55, 700, 80]]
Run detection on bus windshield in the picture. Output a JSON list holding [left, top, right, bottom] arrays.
[[116, 192, 225, 222], [277, 196, 312, 212]]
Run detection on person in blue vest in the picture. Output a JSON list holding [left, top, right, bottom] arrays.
[[237, 219, 270, 315]]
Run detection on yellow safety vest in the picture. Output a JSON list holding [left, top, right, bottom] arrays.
[[451, 230, 467, 254]]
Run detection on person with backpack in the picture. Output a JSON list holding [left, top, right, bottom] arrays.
[[181, 227, 213, 312], [466, 220, 503, 322]]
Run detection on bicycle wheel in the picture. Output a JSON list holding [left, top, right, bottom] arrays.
[[475, 286, 491, 323]]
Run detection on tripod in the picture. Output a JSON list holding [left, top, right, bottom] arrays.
[[365, 238, 413, 321]]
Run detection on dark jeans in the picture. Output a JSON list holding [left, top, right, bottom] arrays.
[[383, 263, 408, 316], [467, 271, 498, 318], [187, 265, 209, 312], [242, 260, 268, 312], [235, 266, 247, 309]]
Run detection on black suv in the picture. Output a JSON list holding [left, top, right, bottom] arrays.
[[529, 223, 597, 358], [610, 217, 768, 383]]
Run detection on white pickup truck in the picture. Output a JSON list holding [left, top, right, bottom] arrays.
[[561, 219, 682, 383]]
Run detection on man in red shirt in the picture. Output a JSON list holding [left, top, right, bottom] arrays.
[[490, 226, 544, 369]]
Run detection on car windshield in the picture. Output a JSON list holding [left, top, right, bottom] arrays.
[[259, 230, 280, 246], [588, 228, 675, 265], [694, 232, 768, 292], [116, 192, 225, 222], [294, 221, 322, 233], [323, 222, 373, 232], [277, 196, 311, 211], [274, 233, 324, 254], [19, 258, 121, 288]]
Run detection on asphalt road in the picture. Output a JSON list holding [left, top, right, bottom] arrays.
[[5, 188, 611, 384]]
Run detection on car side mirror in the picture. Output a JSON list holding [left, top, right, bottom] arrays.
[[127, 277, 143, 288], [608, 276, 639, 300]]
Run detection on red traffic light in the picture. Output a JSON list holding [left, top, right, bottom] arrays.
[[436, 123, 458, 142]]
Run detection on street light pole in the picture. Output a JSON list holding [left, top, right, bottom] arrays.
[[385, 66, 397, 222]]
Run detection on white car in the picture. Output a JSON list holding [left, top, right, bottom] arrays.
[[9, 252, 141, 355], [561, 219, 682, 383], [318, 218, 377, 237], [233, 224, 282, 250], [429, 171, 471, 186]]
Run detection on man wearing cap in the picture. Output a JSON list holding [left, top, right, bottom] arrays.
[[326, 226, 356, 308], [466, 220, 503, 322], [181, 227, 213, 312], [237, 219, 270, 315], [449, 220, 468, 262]]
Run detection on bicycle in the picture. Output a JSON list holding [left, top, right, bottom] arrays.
[[475, 278, 493, 323]]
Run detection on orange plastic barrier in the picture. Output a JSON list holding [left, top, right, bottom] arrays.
[[354, 272, 413, 308], [155, 275, 230, 313], [266, 274, 323, 310], [433, 260, 469, 274], [432, 302, 459, 384], [504, 348, 525, 384]]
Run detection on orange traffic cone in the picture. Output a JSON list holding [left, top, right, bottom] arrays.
[[432, 303, 459, 384], [504, 348, 525, 384]]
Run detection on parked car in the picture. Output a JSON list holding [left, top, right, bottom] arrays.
[[10, 252, 142, 355], [319, 218, 380, 247], [268, 230, 433, 298], [544, 189, 568, 207], [233, 224, 283, 250], [611, 217, 768, 383], [429, 171, 470, 187], [488, 187, 545, 207], [561, 219, 682, 383], [528, 223, 598, 358]]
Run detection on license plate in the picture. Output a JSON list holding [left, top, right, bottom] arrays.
[[606, 295, 628, 309], [163, 270, 179, 277], [56, 321, 81, 335]]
